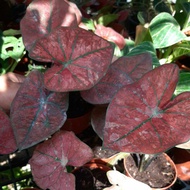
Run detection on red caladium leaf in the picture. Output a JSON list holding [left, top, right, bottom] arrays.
[[29, 130, 94, 190], [10, 70, 68, 150], [28, 27, 114, 92], [104, 64, 190, 154], [95, 24, 126, 49], [20, 0, 81, 50], [0, 109, 17, 154], [81, 53, 152, 104]]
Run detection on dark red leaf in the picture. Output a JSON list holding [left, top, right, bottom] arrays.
[[103, 64, 190, 154], [20, 0, 80, 50], [10, 70, 68, 150], [81, 53, 152, 104], [28, 27, 113, 92], [29, 130, 94, 190], [0, 109, 17, 154]]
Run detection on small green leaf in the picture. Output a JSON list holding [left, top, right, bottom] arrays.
[[81, 18, 95, 31], [97, 14, 118, 26], [149, 12, 187, 48], [127, 41, 160, 67], [168, 41, 190, 62], [175, 71, 190, 95], [1, 36, 25, 61], [3, 29, 21, 36]]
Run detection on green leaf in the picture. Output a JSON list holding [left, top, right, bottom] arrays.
[[149, 12, 187, 48], [127, 41, 160, 67], [97, 14, 118, 26], [175, 71, 190, 95], [1, 36, 25, 61], [81, 18, 95, 31], [3, 29, 21, 36], [153, 0, 172, 14], [174, 0, 190, 30], [168, 41, 190, 62]]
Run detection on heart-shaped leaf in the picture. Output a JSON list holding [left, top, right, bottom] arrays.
[[149, 12, 187, 48], [28, 27, 114, 92], [29, 130, 94, 190], [104, 64, 190, 154], [0, 109, 17, 154], [81, 53, 152, 104], [20, 0, 80, 50], [10, 70, 68, 150]]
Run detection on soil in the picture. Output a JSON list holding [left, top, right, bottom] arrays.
[[124, 153, 176, 188], [73, 165, 111, 190]]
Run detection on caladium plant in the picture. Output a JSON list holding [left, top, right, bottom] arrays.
[[1, 0, 190, 189]]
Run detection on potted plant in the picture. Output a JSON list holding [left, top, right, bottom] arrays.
[[0, 0, 190, 189]]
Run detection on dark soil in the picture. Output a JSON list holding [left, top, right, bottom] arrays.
[[124, 153, 176, 188], [73, 166, 111, 190]]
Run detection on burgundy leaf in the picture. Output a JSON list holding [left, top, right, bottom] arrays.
[[81, 53, 152, 104], [95, 24, 126, 49], [103, 64, 190, 154], [20, 0, 80, 50], [10, 70, 68, 150], [28, 27, 114, 92], [0, 109, 17, 154], [29, 130, 94, 190]]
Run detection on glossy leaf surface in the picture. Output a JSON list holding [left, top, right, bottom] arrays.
[[0, 109, 17, 154], [81, 53, 152, 104], [175, 71, 190, 95], [30, 130, 94, 190], [149, 12, 187, 48], [10, 70, 68, 150], [104, 64, 190, 154], [28, 27, 113, 92], [20, 0, 80, 50]]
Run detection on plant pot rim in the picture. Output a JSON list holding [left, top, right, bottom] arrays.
[[123, 153, 177, 190]]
